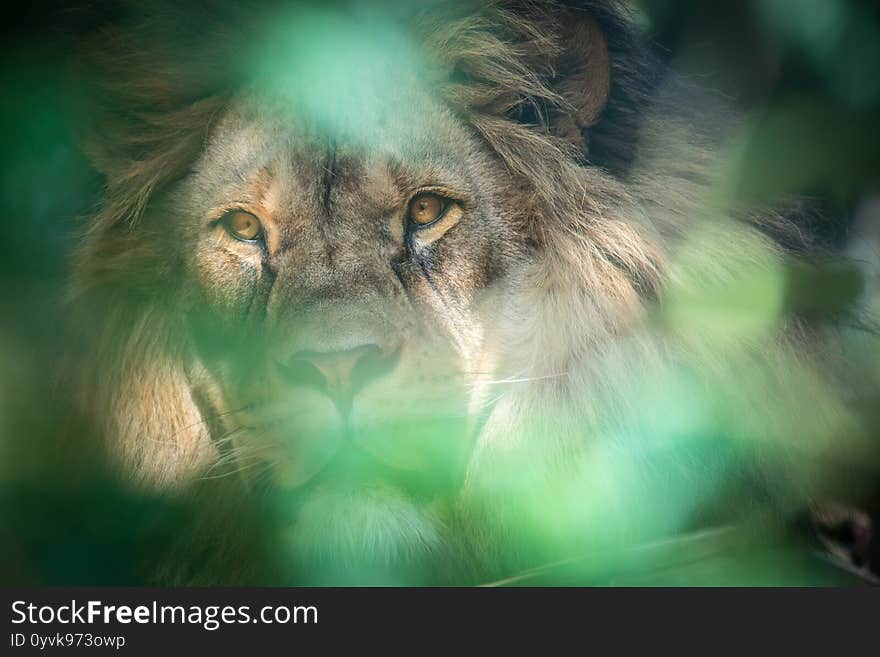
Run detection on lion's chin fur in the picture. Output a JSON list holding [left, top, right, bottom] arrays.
[[282, 482, 449, 585]]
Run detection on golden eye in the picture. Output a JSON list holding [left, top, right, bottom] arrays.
[[407, 194, 445, 226], [222, 210, 263, 241]]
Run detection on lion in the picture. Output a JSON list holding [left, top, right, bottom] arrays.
[[67, 0, 876, 584]]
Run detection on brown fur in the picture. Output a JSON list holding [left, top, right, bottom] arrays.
[[67, 0, 873, 583]]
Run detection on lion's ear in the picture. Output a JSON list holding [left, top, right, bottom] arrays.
[[436, 3, 612, 155], [66, 6, 237, 219], [68, 25, 224, 179], [548, 9, 611, 149], [68, 28, 159, 177]]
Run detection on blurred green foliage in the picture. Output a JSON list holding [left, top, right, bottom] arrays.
[[1, 1, 879, 586]]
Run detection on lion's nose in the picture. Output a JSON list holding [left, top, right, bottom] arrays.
[[297, 345, 379, 392], [277, 344, 398, 416]]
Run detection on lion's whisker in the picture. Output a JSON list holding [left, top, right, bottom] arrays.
[[137, 405, 256, 445], [474, 372, 570, 385]]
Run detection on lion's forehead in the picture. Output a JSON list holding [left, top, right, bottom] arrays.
[[186, 92, 484, 231]]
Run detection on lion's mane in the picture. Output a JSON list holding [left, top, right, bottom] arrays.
[[68, 0, 872, 582]]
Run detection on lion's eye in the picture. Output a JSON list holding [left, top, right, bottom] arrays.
[[222, 211, 263, 242], [407, 194, 446, 226]]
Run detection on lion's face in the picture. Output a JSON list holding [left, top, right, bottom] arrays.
[[167, 77, 531, 577], [74, 2, 621, 583]]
